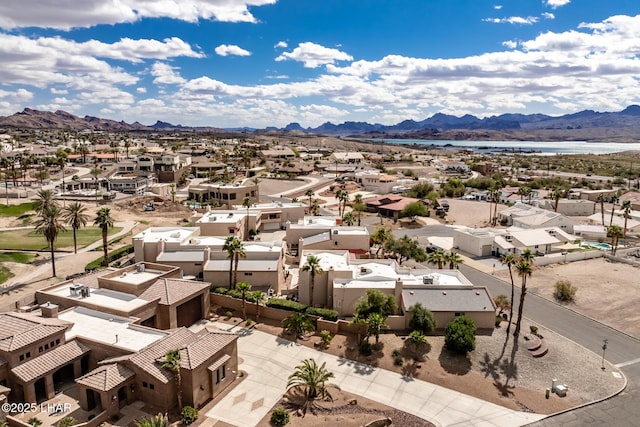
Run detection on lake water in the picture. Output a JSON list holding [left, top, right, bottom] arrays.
[[370, 139, 640, 155]]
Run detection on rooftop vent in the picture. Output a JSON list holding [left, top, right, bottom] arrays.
[[423, 276, 434, 285], [442, 291, 447, 295], [136, 263, 145, 273]]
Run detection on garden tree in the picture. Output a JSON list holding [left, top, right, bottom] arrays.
[[33, 189, 57, 215], [494, 294, 511, 317], [513, 259, 533, 338], [622, 200, 632, 239], [319, 330, 333, 347], [76, 144, 89, 163], [251, 290, 265, 322], [405, 182, 434, 199], [123, 139, 132, 158], [223, 236, 245, 289], [135, 415, 168, 427], [553, 280, 578, 302], [354, 288, 397, 318], [609, 196, 618, 227], [342, 211, 356, 226], [286, 359, 339, 416], [426, 248, 447, 269], [336, 189, 349, 217], [408, 330, 428, 359], [94, 207, 114, 267], [371, 226, 392, 258], [401, 201, 428, 218], [34, 205, 65, 277], [351, 193, 366, 226], [444, 315, 477, 354], [518, 186, 532, 203], [365, 312, 387, 344], [282, 312, 315, 337], [242, 196, 252, 240], [62, 202, 89, 254], [551, 187, 564, 212], [305, 189, 314, 212], [236, 282, 251, 319], [520, 248, 535, 265], [302, 255, 323, 308], [310, 198, 320, 216], [596, 193, 606, 226], [385, 235, 427, 265], [444, 250, 464, 269], [408, 303, 436, 334], [607, 225, 623, 255], [161, 349, 183, 411]]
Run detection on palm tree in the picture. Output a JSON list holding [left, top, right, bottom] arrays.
[[551, 187, 563, 212], [305, 189, 314, 213], [160, 349, 183, 411], [94, 207, 114, 266], [62, 202, 89, 253], [520, 248, 535, 265], [609, 196, 618, 227], [236, 282, 251, 320], [242, 196, 252, 240], [371, 226, 391, 258], [33, 189, 57, 214], [90, 167, 102, 206], [286, 359, 339, 416], [607, 225, 623, 255], [34, 205, 65, 277], [336, 189, 349, 217], [251, 290, 265, 323], [310, 198, 320, 216], [282, 312, 315, 337], [352, 193, 365, 226], [622, 200, 632, 239], [223, 236, 245, 289], [302, 255, 323, 308], [500, 253, 517, 336], [597, 194, 606, 226], [365, 312, 387, 344], [426, 248, 446, 269], [342, 211, 356, 226], [445, 250, 464, 269], [513, 259, 533, 338], [135, 413, 169, 427]]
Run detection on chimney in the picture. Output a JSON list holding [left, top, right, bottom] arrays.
[[41, 302, 59, 318]]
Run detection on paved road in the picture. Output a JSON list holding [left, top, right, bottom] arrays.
[[458, 265, 640, 426]]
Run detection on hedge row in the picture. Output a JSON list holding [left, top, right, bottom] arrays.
[[85, 244, 134, 272], [306, 307, 339, 321], [265, 298, 307, 312]]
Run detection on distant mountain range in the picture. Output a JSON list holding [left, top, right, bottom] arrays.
[[2, 106, 640, 141]]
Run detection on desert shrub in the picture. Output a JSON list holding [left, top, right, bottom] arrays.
[[495, 315, 503, 327], [319, 330, 333, 345], [530, 325, 539, 335], [408, 303, 436, 334], [266, 298, 307, 312], [270, 407, 289, 426], [359, 341, 373, 356], [180, 406, 198, 425], [225, 311, 233, 319], [246, 318, 253, 326], [211, 286, 228, 294], [306, 307, 338, 321], [57, 417, 77, 427], [554, 280, 577, 302], [85, 244, 134, 272], [27, 418, 42, 427], [444, 316, 476, 355], [394, 354, 403, 366]]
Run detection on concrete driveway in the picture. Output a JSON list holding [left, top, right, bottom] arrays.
[[200, 322, 544, 427]]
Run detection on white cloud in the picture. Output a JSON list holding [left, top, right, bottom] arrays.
[[542, 12, 555, 20], [137, 87, 147, 93], [484, 16, 539, 25], [544, 0, 571, 9], [275, 42, 353, 68], [502, 40, 518, 49], [50, 88, 68, 95], [265, 75, 289, 79], [274, 41, 288, 49], [151, 62, 186, 85], [0, 0, 277, 30], [494, 5, 503, 10], [215, 44, 251, 57]]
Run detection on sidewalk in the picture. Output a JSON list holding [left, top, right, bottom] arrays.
[[200, 322, 545, 427]]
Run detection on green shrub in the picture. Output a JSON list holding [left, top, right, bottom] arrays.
[[444, 316, 476, 355], [495, 315, 503, 327], [57, 417, 77, 427], [359, 341, 373, 356], [270, 407, 290, 426], [553, 280, 577, 302], [530, 325, 539, 335], [246, 318, 253, 326], [319, 330, 333, 345], [393, 354, 403, 366], [225, 311, 233, 319], [85, 244, 134, 272], [180, 406, 198, 425], [306, 307, 338, 321], [408, 303, 436, 334], [266, 298, 307, 312], [211, 286, 228, 294]]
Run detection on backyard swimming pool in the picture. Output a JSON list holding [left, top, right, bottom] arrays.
[[583, 241, 612, 250]]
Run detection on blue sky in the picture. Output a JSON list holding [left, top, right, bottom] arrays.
[[0, 0, 639, 128]]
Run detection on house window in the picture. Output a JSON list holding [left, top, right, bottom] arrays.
[[269, 214, 278, 219], [454, 312, 465, 317], [221, 364, 226, 380], [149, 383, 155, 390], [44, 344, 49, 350], [26, 352, 31, 359], [39, 346, 43, 353], [56, 339, 60, 345], [195, 263, 202, 266], [244, 272, 253, 276], [230, 193, 236, 200], [50, 341, 54, 347], [19, 354, 24, 361], [142, 382, 148, 388]]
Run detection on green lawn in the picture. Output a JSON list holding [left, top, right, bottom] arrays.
[[0, 252, 35, 263], [0, 202, 35, 217], [0, 227, 123, 251], [0, 266, 14, 284]]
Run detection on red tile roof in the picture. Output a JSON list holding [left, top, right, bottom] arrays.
[[139, 278, 209, 305], [76, 363, 135, 392], [11, 340, 90, 383], [0, 313, 68, 352]]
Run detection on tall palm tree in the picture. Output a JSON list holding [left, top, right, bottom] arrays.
[[597, 193, 606, 226], [242, 196, 252, 240], [34, 205, 66, 277], [62, 202, 89, 253], [520, 248, 535, 265], [607, 225, 623, 255], [302, 255, 323, 308], [500, 252, 517, 336], [135, 413, 169, 427], [251, 290, 265, 323], [551, 187, 563, 212], [90, 167, 102, 206], [426, 248, 446, 269], [622, 200, 632, 239], [305, 189, 314, 213], [33, 189, 57, 214], [223, 236, 245, 289], [286, 359, 339, 416], [352, 193, 365, 226], [342, 211, 356, 226], [94, 207, 114, 266], [160, 349, 183, 411], [236, 282, 251, 320], [336, 189, 349, 217], [445, 250, 464, 269], [513, 259, 533, 338], [609, 196, 618, 227]]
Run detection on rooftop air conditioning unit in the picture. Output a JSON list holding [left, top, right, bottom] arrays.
[[360, 267, 367, 273], [137, 263, 145, 273], [505, 235, 512, 241], [333, 230, 338, 235], [423, 276, 434, 284]]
